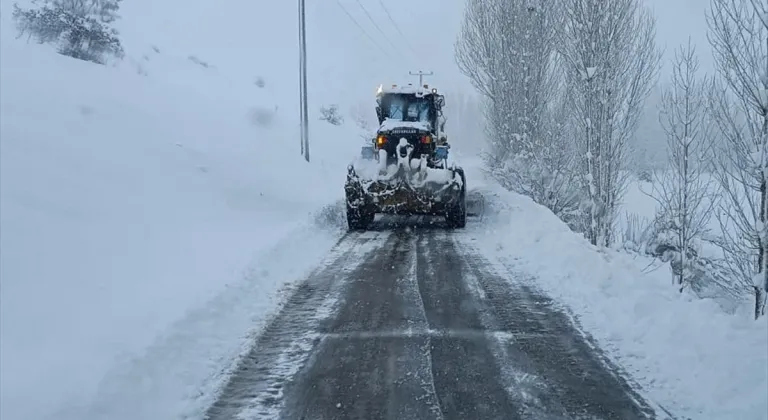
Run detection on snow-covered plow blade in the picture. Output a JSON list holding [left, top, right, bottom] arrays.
[[344, 155, 466, 230]]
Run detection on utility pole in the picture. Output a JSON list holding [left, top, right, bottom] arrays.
[[298, 0, 310, 162], [409, 70, 433, 86]]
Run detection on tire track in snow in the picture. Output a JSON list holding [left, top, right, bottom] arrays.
[[415, 230, 522, 420], [278, 230, 444, 420], [400, 234, 444, 420], [204, 230, 390, 420], [473, 247, 679, 419], [439, 229, 570, 419], [206, 215, 666, 420], [451, 233, 659, 420]]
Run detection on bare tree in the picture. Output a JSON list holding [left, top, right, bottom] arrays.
[[558, 0, 661, 246], [466, 0, 562, 157], [706, 0, 768, 318], [319, 104, 344, 126], [42, 0, 122, 22], [455, 0, 505, 151], [13, 0, 124, 64], [456, 0, 579, 220], [644, 40, 715, 291], [491, 85, 585, 228]]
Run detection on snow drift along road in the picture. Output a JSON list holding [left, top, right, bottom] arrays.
[[0, 24, 356, 420], [462, 165, 768, 420]]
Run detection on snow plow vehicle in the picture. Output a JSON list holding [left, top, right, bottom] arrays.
[[344, 83, 466, 230]]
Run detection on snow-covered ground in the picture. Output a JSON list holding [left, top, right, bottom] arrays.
[[616, 172, 755, 309], [463, 164, 768, 420], [3, 1, 765, 418], [0, 19, 356, 420]]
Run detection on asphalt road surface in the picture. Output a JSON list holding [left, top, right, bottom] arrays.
[[205, 216, 665, 420]]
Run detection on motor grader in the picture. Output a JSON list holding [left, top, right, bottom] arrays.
[[344, 83, 466, 230]]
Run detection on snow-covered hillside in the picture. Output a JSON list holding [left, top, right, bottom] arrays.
[[0, 0, 471, 417], [0, 16, 359, 420]]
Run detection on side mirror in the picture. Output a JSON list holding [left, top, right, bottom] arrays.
[[435, 145, 449, 160]]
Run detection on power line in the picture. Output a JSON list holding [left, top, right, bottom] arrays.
[[334, 0, 392, 59], [376, 0, 419, 57], [354, 0, 400, 54]]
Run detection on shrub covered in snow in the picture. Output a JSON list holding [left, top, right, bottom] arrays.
[[488, 151, 583, 232], [12, 2, 124, 64], [620, 210, 747, 311], [319, 104, 344, 126], [618, 212, 653, 253]]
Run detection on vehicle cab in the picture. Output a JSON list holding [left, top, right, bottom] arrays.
[[362, 83, 448, 166]]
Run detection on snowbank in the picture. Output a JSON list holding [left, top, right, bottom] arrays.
[[466, 168, 768, 420], [0, 24, 352, 420]]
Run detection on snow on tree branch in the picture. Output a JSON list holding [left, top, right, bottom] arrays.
[[455, 0, 581, 224], [558, 0, 662, 247], [319, 104, 344, 126], [642, 40, 717, 292], [12, 0, 124, 64], [706, 0, 768, 319]]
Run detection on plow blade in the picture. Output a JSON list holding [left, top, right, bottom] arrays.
[[355, 179, 460, 215], [344, 161, 467, 230]]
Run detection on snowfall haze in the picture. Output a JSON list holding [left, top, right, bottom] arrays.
[[0, 0, 765, 420]]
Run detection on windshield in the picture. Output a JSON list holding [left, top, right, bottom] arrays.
[[384, 95, 431, 122]]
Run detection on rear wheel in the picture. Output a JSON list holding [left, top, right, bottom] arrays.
[[345, 173, 374, 230], [346, 203, 374, 230], [445, 169, 467, 229], [445, 194, 467, 228]]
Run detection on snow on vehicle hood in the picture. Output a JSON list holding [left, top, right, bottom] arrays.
[[377, 118, 431, 133]]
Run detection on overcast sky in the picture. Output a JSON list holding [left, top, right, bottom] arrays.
[[91, 0, 715, 119], [1, 0, 715, 97], [314, 0, 715, 95], [647, 0, 714, 76]]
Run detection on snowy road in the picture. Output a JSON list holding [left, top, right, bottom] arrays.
[[205, 217, 661, 420]]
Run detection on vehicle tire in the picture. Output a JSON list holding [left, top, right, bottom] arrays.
[[445, 194, 467, 228], [347, 203, 373, 230], [445, 169, 466, 229]]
